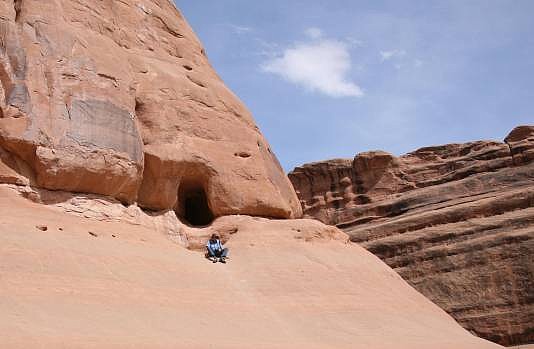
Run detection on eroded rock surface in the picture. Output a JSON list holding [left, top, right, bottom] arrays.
[[0, 185, 502, 349], [289, 126, 534, 346], [0, 0, 301, 220]]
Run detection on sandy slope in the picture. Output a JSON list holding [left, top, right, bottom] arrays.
[[0, 186, 501, 349]]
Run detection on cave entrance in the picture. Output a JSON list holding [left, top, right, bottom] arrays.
[[177, 179, 214, 227]]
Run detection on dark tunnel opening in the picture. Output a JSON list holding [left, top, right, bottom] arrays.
[[177, 180, 214, 227]]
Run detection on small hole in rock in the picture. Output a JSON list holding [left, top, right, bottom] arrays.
[[177, 179, 214, 227], [183, 65, 193, 71], [135, 97, 144, 113], [234, 151, 251, 158]]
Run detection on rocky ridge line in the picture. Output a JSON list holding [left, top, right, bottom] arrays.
[[289, 125, 534, 346]]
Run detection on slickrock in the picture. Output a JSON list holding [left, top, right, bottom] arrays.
[[0, 185, 501, 349], [289, 126, 534, 346], [0, 0, 301, 221]]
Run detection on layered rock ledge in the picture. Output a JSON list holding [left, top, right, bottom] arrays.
[[289, 126, 534, 346]]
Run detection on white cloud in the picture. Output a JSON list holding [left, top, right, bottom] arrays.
[[228, 24, 252, 34], [261, 33, 363, 98], [345, 37, 365, 47], [414, 59, 423, 67], [304, 27, 323, 39], [380, 49, 406, 61]]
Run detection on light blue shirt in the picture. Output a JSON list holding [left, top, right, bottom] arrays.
[[207, 239, 223, 252]]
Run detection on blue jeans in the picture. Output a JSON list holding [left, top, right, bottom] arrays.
[[207, 247, 228, 258]]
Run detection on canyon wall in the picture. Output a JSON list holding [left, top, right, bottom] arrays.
[[289, 126, 534, 346], [0, 0, 301, 223]]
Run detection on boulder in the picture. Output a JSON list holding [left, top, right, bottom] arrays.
[[0, 0, 301, 220], [505, 125, 534, 165]]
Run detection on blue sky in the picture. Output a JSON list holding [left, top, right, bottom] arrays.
[[176, 0, 534, 172]]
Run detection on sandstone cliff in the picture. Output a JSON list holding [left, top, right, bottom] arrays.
[[289, 125, 534, 346], [0, 0, 301, 223]]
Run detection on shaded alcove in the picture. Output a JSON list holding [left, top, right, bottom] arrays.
[[176, 179, 214, 227]]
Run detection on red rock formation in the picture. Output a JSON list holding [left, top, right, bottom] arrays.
[[0, 0, 301, 222], [0, 1, 517, 347], [289, 126, 534, 346]]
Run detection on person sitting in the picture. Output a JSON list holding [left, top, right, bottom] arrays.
[[206, 234, 229, 263]]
